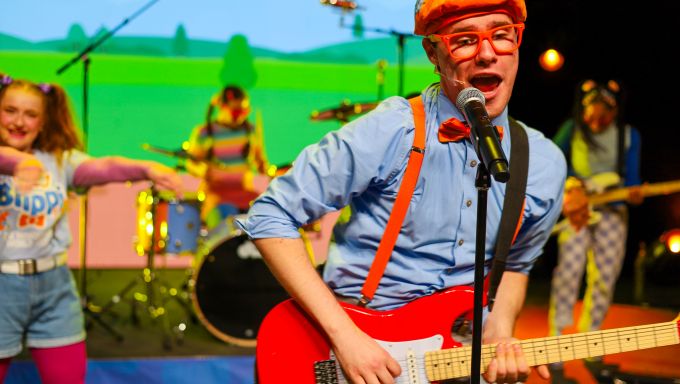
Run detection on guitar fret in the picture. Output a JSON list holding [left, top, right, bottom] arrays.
[[521, 340, 537, 366], [561, 334, 573, 361], [654, 326, 660, 348], [543, 337, 554, 364], [607, 329, 621, 353], [581, 334, 596, 359], [481, 345, 494, 371], [541, 336, 550, 365], [569, 334, 589, 360], [548, 335, 562, 364], [445, 348, 458, 379], [460, 346, 471, 377]]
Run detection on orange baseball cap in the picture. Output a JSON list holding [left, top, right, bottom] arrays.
[[414, 0, 527, 36]]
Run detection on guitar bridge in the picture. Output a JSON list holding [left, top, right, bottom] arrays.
[[313, 359, 339, 384]]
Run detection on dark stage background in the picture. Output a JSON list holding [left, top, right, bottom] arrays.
[[512, 1, 680, 280]]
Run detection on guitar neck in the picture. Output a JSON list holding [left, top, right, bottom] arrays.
[[425, 320, 680, 381], [590, 180, 680, 206]]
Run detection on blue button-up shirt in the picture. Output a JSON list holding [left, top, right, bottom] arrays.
[[240, 84, 566, 310]]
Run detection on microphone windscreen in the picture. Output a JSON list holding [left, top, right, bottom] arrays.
[[455, 87, 486, 110]]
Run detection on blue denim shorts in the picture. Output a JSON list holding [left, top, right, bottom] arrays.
[[0, 265, 85, 358]]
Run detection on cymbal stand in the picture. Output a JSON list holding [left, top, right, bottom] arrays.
[[95, 187, 177, 350], [78, 193, 125, 342]]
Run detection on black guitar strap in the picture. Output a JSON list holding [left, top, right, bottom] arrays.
[[487, 117, 529, 311]]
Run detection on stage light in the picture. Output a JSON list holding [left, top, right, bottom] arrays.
[[634, 229, 680, 305], [661, 228, 680, 253], [538, 49, 564, 72], [640, 229, 680, 287], [320, 0, 358, 11]]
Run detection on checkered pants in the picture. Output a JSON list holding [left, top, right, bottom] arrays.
[[549, 206, 628, 335]]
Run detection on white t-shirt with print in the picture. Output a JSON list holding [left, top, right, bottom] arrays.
[[0, 149, 89, 261]]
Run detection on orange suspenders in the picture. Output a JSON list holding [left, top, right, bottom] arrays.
[[360, 97, 426, 305], [358, 97, 529, 308]]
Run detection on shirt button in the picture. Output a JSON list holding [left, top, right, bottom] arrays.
[[446, 267, 454, 274], [458, 239, 464, 246], [466, 200, 472, 207], [470, 160, 477, 167]]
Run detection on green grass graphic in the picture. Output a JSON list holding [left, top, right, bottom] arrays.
[[1, 51, 437, 166]]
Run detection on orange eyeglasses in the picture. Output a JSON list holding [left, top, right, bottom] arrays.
[[428, 23, 525, 62]]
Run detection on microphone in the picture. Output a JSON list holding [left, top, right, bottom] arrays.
[[455, 88, 510, 183]]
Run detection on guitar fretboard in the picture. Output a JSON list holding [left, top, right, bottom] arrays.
[[590, 180, 680, 206], [425, 321, 680, 381]]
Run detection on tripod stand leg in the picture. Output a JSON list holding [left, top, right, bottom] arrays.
[[166, 283, 198, 324], [85, 308, 124, 342], [145, 282, 174, 350], [84, 276, 140, 341], [96, 278, 139, 316]]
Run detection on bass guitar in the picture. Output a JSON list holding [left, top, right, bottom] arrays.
[[552, 178, 680, 234], [256, 286, 680, 383]]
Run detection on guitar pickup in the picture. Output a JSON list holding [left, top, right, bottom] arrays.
[[313, 359, 339, 384]]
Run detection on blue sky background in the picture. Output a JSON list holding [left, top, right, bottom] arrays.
[[0, 0, 416, 52]]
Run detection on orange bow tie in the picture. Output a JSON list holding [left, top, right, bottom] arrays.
[[19, 214, 45, 228], [438, 117, 504, 143]]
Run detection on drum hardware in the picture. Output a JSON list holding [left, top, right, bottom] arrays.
[[141, 143, 236, 171], [190, 213, 336, 348], [191, 228, 290, 348], [310, 99, 378, 124], [134, 189, 204, 256], [95, 187, 198, 350], [79, 192, 126, 342]]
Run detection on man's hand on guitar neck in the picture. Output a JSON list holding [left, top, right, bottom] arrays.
[[627, 184, 645, 205], [482, 272, 551, 383]]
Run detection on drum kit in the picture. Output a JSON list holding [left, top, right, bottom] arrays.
[[107, 100, 375, 349], [115, 146, 292, 349]]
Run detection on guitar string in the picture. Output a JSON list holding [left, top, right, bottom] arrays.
[[329, 322, 678, 381], [425, 323, 677, 379]]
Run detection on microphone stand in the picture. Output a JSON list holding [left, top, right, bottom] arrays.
[[471, 164, 491, 384], [55, 0, 160, 341], [340, 20, 417, 97], [471, 153, 509, 384]]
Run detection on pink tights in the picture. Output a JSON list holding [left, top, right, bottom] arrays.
[[0, 341, 86, 384]]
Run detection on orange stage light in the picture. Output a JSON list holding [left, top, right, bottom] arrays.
[[662, 228, 680, 254], [538, 48, 564, 72]]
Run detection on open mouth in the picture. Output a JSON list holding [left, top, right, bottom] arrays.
[[6, 128, 28, 140], [470, 75, 501, 93]]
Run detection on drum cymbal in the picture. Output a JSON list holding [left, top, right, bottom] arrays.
[[142, 143, 242, 172], [142, 143, 201, 162], [310, 100, 378, 123]]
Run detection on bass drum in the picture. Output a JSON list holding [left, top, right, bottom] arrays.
[[191, 231, 289, 348]]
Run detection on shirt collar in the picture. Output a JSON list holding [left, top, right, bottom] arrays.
[[424, 83, 511, 143]]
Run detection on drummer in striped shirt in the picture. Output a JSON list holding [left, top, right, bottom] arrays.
[[185, 85, 269, 230]]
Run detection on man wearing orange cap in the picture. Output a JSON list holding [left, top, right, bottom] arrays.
[[240, 1, 564, 383]]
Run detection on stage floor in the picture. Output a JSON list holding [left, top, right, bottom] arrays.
[[8, 269, 680, 383]]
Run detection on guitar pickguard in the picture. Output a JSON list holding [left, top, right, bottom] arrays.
[[322, 334, 446, 384]]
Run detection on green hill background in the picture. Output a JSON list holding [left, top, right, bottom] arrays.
[[0, 49, 437, 167], [0, 31, 430, 64]]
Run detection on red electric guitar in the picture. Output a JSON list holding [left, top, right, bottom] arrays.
[[256, 286, 680, 383]]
